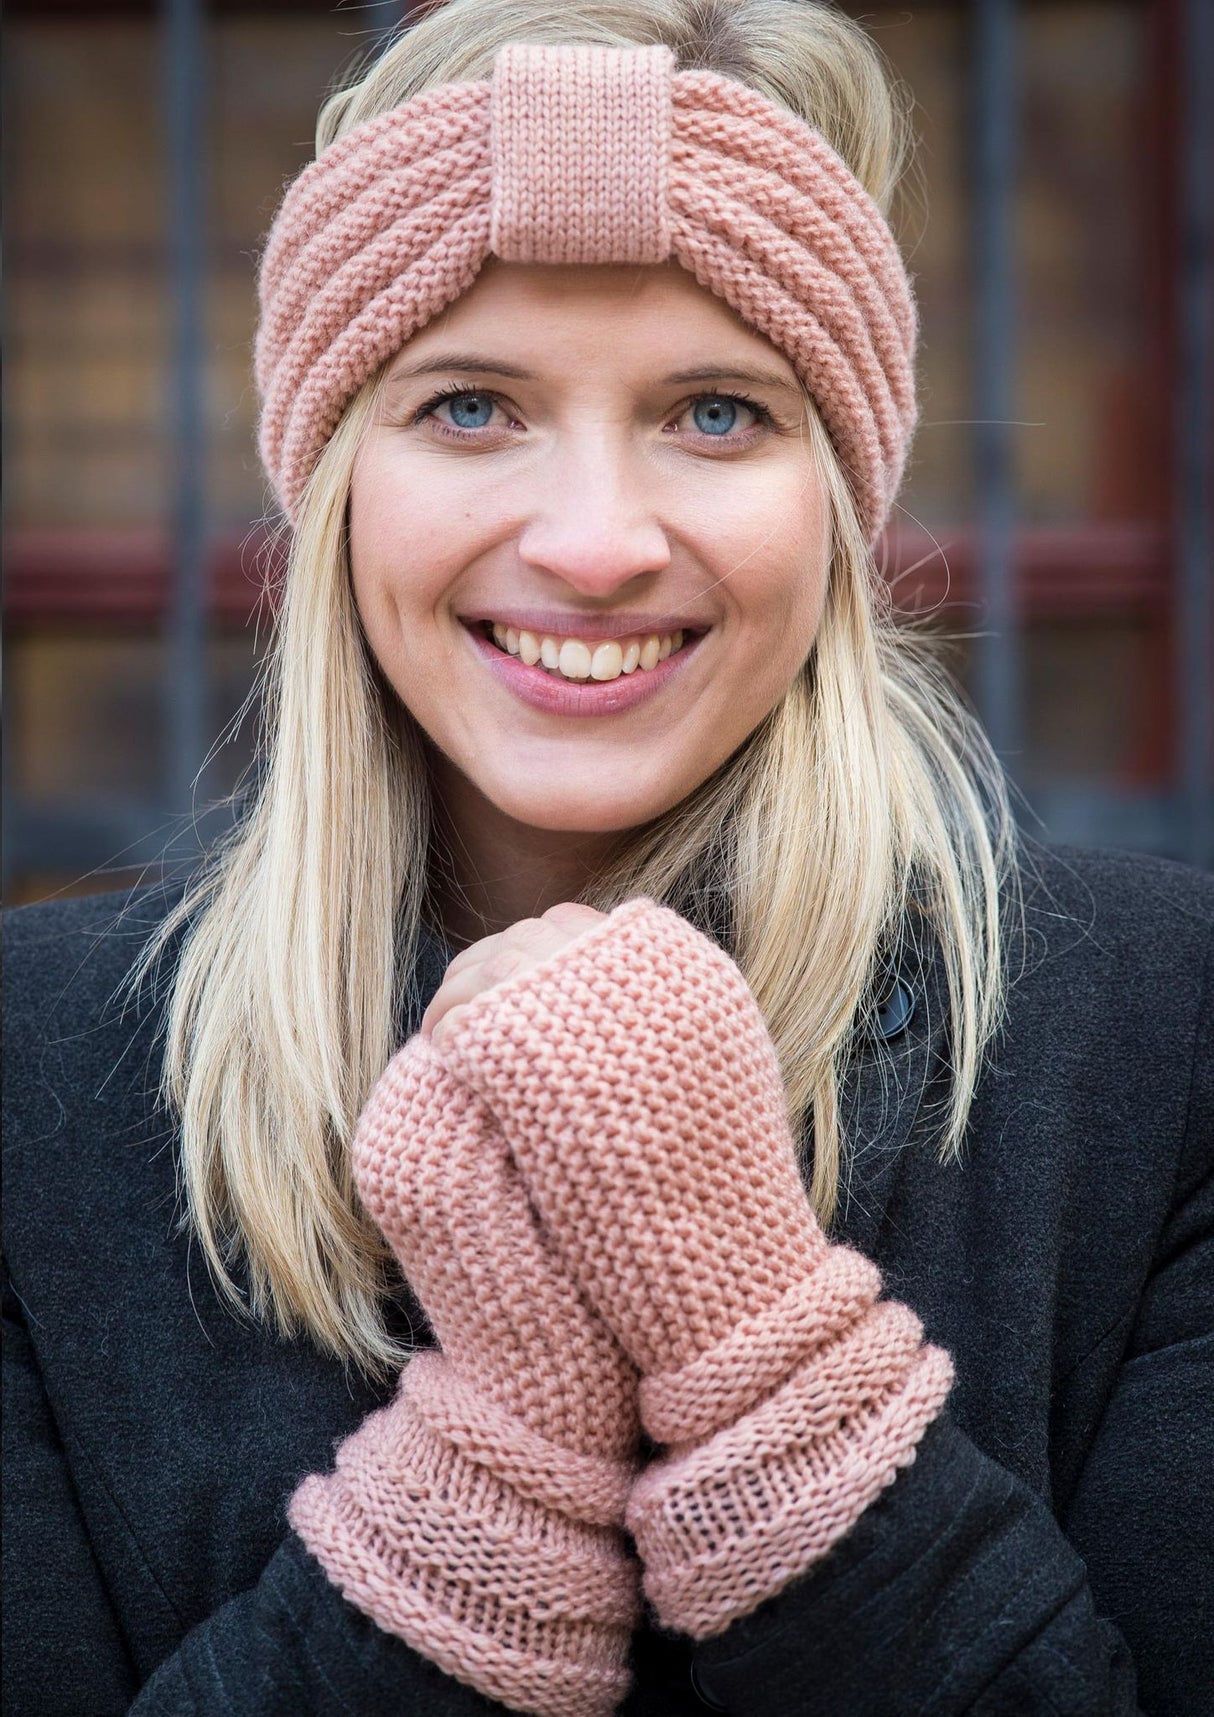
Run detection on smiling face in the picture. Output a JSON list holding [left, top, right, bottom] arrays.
[[349, 258, 831, 843]]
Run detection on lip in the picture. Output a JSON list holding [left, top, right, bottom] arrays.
[[464, 622, 704, 717]]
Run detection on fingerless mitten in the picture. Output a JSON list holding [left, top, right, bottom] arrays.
[[290, 1040, 641, 1715]]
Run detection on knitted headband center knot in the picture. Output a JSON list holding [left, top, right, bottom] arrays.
[[490, 43, 673, 266], [255, 39, 918, 541]]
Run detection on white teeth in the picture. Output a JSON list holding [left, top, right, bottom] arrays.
[[558, 639, 593, 680], [590, 641, 624, 681], [487, 623, 693, 683]]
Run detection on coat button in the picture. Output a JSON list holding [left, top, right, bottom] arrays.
[[874, 978, 915, 1040], [689, 1659, 729, 1710]]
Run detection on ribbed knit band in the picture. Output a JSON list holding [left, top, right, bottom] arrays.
[[290, 1356, 639, 1717], [639, 1245, 885, 1446], [627, 1333, 955, 1639], [256, 42, 917, 539], [405, 1352, 634, 1527]]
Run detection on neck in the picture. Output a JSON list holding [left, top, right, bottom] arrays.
[[428, 759, 616, 948]]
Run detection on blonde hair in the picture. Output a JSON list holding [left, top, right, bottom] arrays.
[[135, 0, 1026, 1374]]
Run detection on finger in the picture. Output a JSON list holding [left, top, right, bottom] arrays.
[[437, 926, 518, 982], [540, 902, 606, 929], [423, 939, 554, 1035], [420, 960, 504, 1037], [436, 913, 564, 984], [438, 908, 599, 986], [423, 909, 608, 1037], [429, 1000, 471, 1051], [424, 924, 571, 1031]]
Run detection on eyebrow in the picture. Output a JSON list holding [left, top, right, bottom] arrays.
[[385, 352, 802, 395], [662, 363, 802, 396], [387, 353, 537, 384]]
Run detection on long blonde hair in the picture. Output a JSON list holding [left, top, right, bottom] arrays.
[[135, 0, 1026, 1374]]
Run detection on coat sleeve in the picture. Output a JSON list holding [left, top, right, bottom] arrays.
[[128, 1540, 511, 1716], [684, 1410, 1144, 1715], [2, 1279, 509, 1717], [2, 1273, 136, 1711], [685, 937, 1214, 1717]]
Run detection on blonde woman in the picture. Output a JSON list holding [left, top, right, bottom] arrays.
[[4, 3, 1211, 1714]]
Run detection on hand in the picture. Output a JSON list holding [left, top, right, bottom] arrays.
[[432, 899, 830, 1401], [422, 902, 606, 1049], [290, 1035, 641, 1717], [431, 898, 945, 1444], [353, 1034, 639, 1475]]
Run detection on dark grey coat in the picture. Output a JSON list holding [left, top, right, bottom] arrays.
[[3, 839, 1212, 1715]]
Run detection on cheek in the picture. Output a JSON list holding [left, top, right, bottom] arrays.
[[717, 464, 831, 657], [349, 444, 399, 625], [348, 438, 487, 647], [350, 442, 433, 605]]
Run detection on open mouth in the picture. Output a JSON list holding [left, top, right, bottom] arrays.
[[480, 621, 696, 685]]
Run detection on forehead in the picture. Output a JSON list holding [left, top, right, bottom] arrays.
[[388, 259, 801, 384]]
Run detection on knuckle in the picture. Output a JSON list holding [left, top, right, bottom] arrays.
[[483, 948, 523, 985], [543, 901, 592, 923]]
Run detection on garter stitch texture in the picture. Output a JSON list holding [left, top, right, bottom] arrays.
[[438, 899, 955, 1640], [289, 1038, 641, 1717], [256, 41, 917, 540]]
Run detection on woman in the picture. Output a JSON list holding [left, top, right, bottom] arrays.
[[4, 2, 1211, 1713]]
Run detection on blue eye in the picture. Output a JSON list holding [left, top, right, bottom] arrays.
[[444, 393, 495, 429], [692, 396, 740, 436]]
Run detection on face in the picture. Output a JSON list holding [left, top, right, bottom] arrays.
[[349, 259, 831, 839]]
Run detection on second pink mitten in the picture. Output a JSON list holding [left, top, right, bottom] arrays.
[[290, 1037, 641, 1715]]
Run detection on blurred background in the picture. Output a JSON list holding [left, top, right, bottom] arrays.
[[4, 0, 1212, 905]]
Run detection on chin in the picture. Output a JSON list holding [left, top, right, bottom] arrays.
[[486, 778, 684, 837]]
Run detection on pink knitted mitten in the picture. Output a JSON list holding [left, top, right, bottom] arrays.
[[438, 899, 955, 1640], [289, 1038, 641, 1716]]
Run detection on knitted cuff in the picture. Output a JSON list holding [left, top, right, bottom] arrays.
[[291, 1357, 640, 1717], [626, 1307, 955, 1640], [639, 1245, 884, 1446]]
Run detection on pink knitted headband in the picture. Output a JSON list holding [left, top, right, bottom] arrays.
[[256, 42, 917, 541]]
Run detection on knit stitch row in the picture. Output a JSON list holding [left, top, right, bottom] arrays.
[[255, 41, 917, 540]]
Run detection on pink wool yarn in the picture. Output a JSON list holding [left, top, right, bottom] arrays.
[[256, 41, 917, 540], [290, 1039, 641, 1717], [438, 899, 955, 1640]]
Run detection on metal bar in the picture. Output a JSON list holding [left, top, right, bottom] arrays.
[[1177, 0, 1213, 868], [163, 0, 208, 818], [971, 0, 1022, 773]]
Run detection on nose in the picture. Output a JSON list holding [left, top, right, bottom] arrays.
[[515, 442, 671, 598]]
